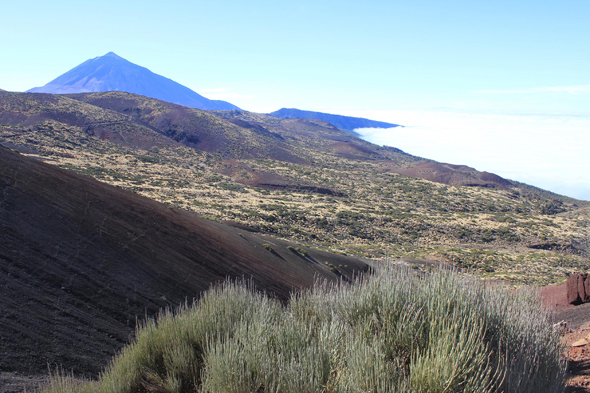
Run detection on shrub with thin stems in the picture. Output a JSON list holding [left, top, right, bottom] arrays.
[[41, 266, 565, 393]]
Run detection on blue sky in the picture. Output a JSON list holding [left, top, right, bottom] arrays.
[[1, 0, 589, 199]]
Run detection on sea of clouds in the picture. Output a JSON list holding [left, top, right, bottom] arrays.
[[351, 110, 590, 201]]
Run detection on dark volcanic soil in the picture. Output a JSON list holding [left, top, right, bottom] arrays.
[[0, 146, 369, 378]]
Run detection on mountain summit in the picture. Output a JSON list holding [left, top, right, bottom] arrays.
[[27, 52, 239, 110]]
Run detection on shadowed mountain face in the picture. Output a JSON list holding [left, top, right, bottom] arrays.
[[0, 146, 369, 376], [27, 52, 239, 110], [269, 108, 400, 134]]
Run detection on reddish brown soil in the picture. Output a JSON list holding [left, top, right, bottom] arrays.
[[542, 283, 590, 392], [562, 324, 590, 393]]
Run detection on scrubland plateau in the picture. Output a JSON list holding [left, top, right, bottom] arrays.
[[1, 90, 588, 286]]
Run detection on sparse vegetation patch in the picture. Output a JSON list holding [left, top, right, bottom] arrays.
[[42, 267, 565, 393], [1, 91, 588, 286]]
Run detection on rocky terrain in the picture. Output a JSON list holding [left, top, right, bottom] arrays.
[[541, 282, 590, 392]]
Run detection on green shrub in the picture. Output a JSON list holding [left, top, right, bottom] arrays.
[[262, 243, 278, 255], [286, 245, 309, 258], [295, 247, 309, 257], [42, 267, 565, 393]]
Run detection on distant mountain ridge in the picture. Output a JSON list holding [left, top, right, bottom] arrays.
[[27, 52, 239, 110], [269, 108, 400, 134], [0, 90, 514, 189]]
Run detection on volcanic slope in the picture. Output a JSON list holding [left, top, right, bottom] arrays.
[[72, 92, 520, 188], [0, 145, 369, 376], [1, 91, 588, 286], [27, 52, 238, 110], [69, 91, 313, 163], [1, 90, 512, 188]]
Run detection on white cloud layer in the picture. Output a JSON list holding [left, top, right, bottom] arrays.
[[346, 110, 590, 201]]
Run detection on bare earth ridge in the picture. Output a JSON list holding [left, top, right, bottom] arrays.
[[0, 146, 369, 381]]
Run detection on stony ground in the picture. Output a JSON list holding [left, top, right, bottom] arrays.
[[563, 324, 590, 393], [0, 373, 47, 393]]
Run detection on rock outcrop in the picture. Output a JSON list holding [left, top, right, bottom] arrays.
[[567, 274, 590, 305]]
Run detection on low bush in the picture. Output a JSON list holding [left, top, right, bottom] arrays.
[[42, 267, 565, 393]]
